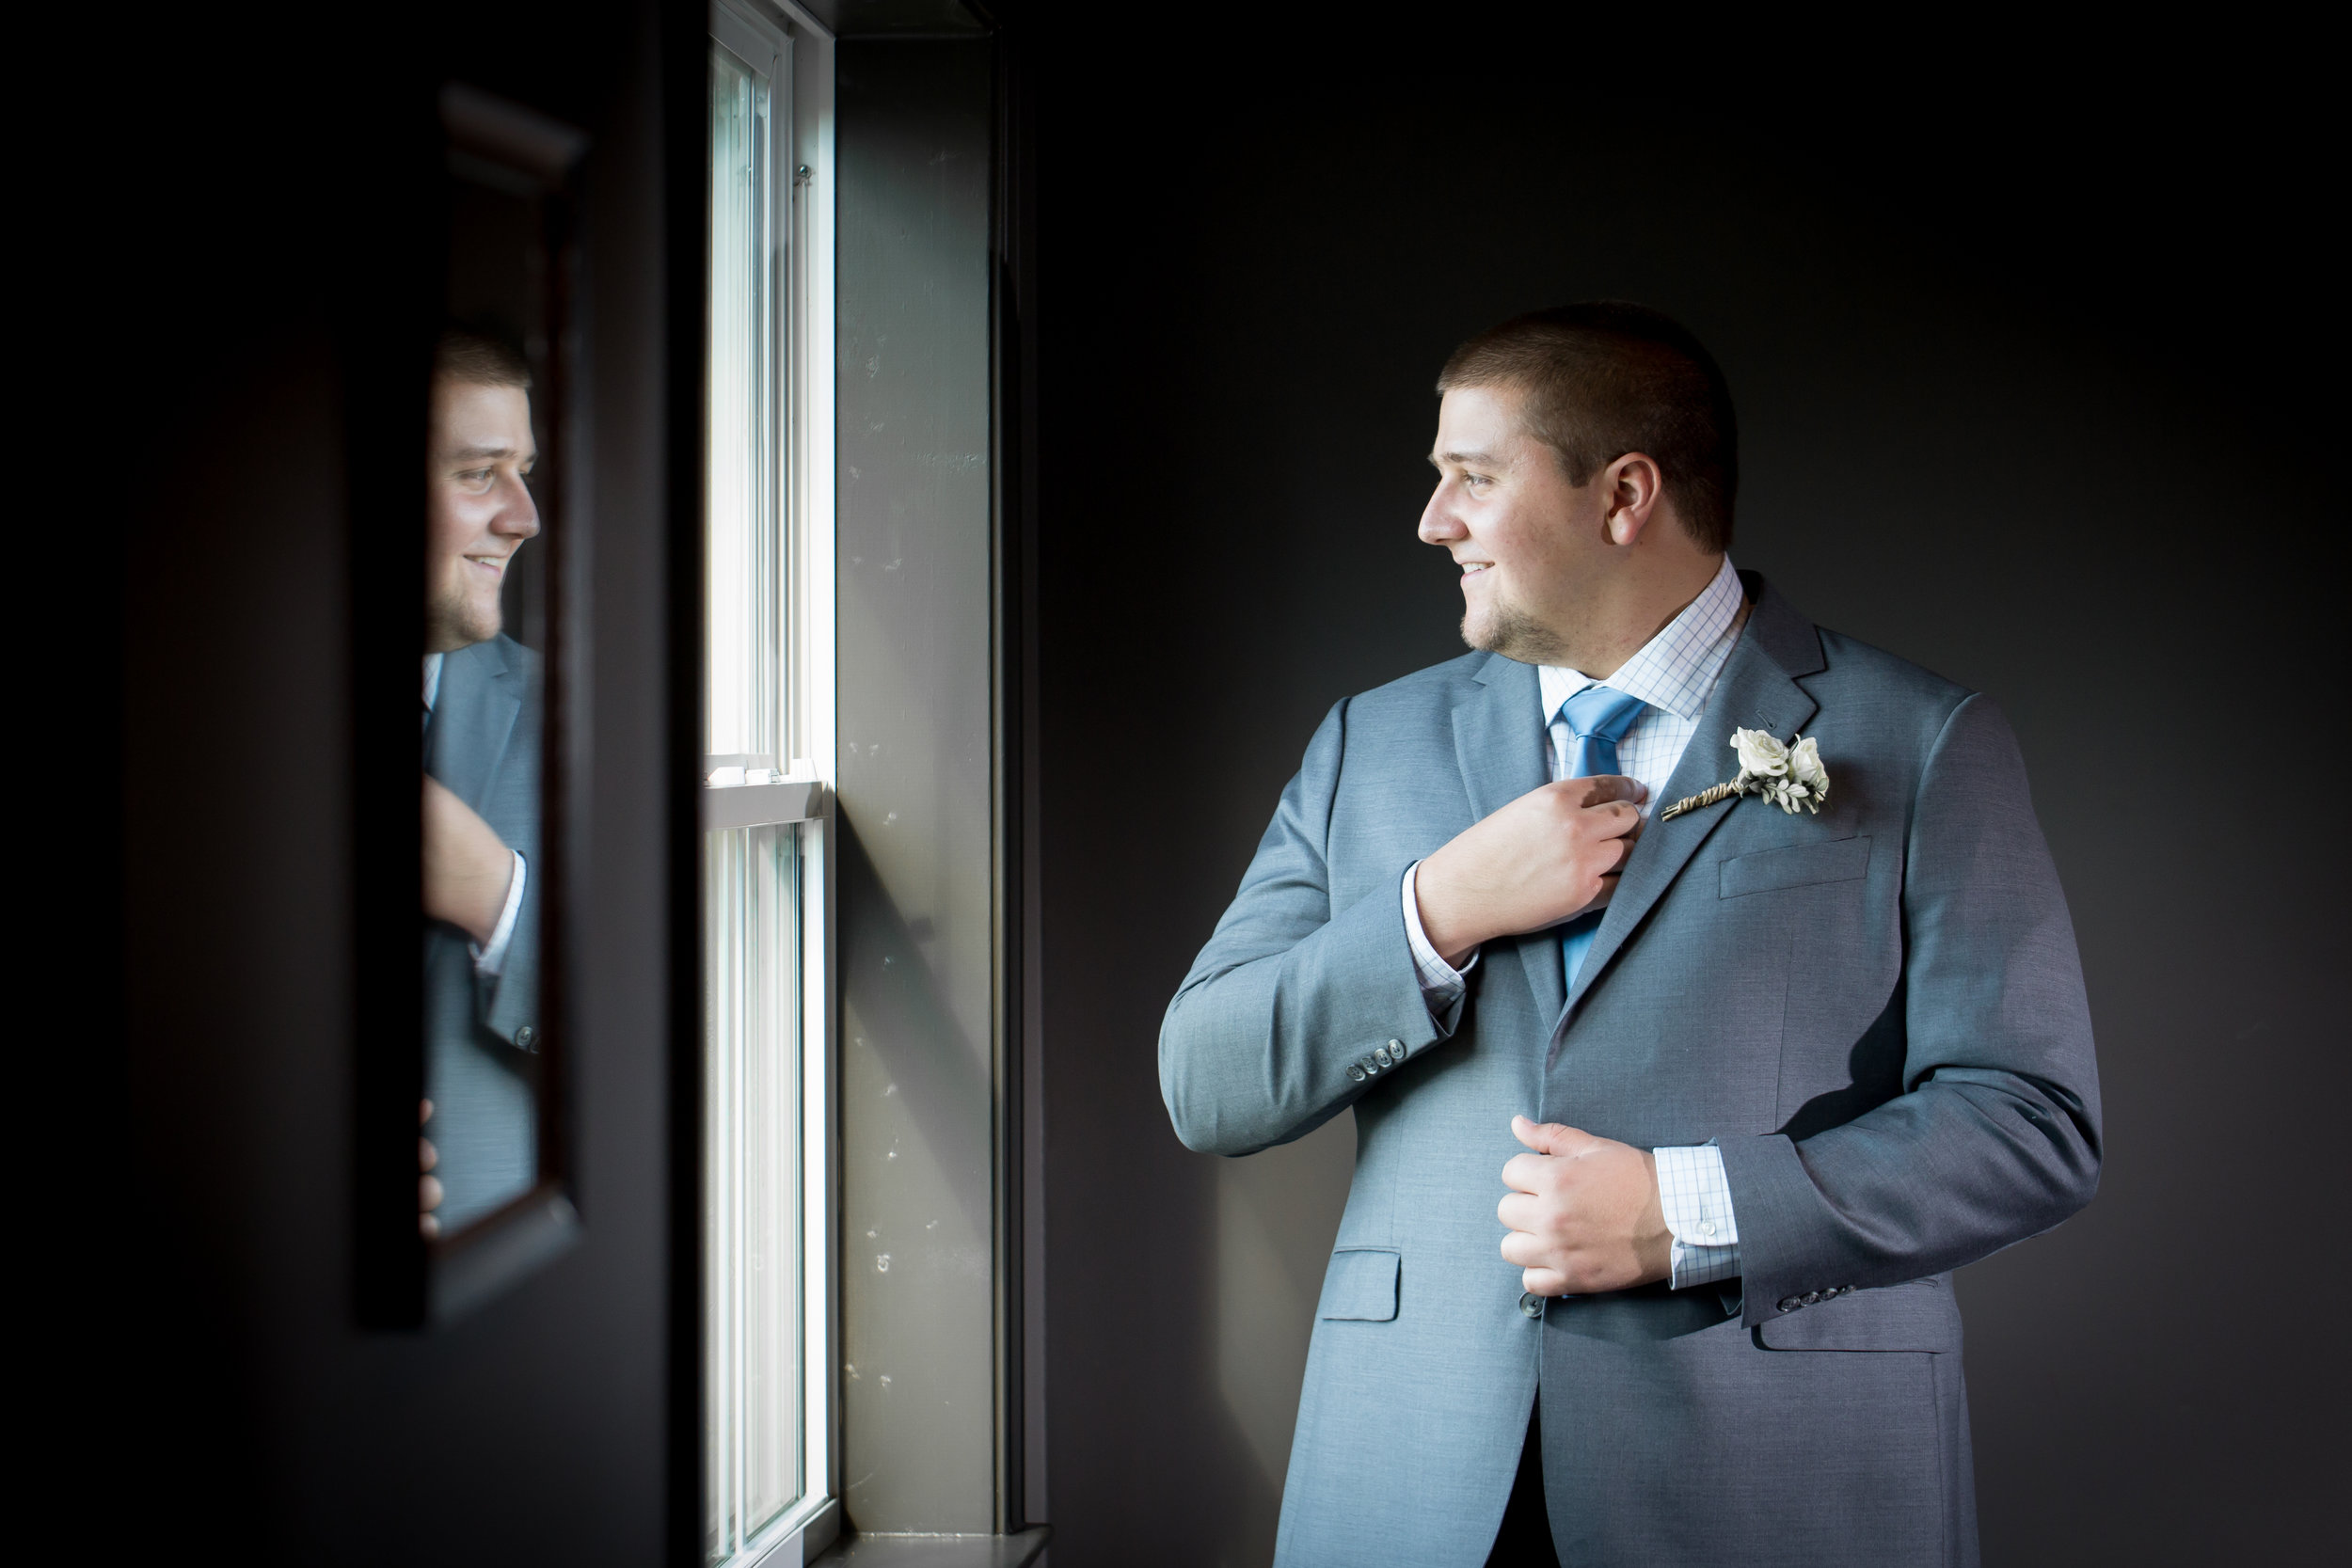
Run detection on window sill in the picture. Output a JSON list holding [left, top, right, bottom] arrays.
[[811, 1527, 1050, 1568], [701, 776, 824, 831]]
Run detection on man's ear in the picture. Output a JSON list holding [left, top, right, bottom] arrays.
[[1603, 452, 1665, 546]]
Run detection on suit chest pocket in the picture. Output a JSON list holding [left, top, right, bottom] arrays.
[[1718, 835, 1872, 899]]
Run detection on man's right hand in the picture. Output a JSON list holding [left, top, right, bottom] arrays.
[[423, 773, 514, 945], [1413, 775, 1647, 967]]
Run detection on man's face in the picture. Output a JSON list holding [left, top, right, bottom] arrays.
[[1418, 384, 1604, 665], [426, 378, 539, 654]]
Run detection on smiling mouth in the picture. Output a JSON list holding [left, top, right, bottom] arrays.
[[1460, 562, 1492, 576], [466, 555, 509, 578]]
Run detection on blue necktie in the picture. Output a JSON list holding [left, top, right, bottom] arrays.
[[1555, 686, 1647, 988]]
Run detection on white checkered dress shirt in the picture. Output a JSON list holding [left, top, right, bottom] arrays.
[[1402, 555, 1748, 1289]]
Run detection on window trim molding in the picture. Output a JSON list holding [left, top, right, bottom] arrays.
[[694, 1, 841, 1562]]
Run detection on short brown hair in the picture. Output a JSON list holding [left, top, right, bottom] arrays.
[[434, 328, 532, 390], [1437, 302, 1737, 552]]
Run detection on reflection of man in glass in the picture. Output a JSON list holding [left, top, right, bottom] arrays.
[[419, 331, 543, 1237]]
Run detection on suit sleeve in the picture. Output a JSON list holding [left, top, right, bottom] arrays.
[[1160, 699, 1465, 1156], [1718, 693, 2103, 1326], [476, 863, 538, 1049], [473, 641, 541, 1051]]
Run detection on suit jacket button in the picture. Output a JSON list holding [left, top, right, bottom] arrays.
[[1778, 1297, 1802, 1313], [1373, 1046, 1392, 1067], [1346, 1064, 1367, 1083], [1519, 1291, 1545, 1319], [1387, 1038, 1407, 1059], [516, 1024, 537, 1050], [1801, 1291, 1821, 1305]]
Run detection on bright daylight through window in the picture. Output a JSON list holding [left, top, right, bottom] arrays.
[[702, 1, 834, 1562]]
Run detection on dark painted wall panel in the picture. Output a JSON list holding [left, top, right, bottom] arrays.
[[103, 5, 680, 1561], [1032, 71, 2344, 1568]]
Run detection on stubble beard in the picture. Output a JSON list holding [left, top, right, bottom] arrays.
[[1464, 593, 1570, 667], [427, 576, 502, 653]]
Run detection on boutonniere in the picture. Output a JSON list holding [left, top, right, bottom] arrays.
[[1660, 729, 1831, 821]]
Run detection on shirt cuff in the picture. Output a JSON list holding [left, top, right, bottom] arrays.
[[1401, 861, 1478, 1012], [1654, 1142, 1741, 1289], [471, 850, 527, 976]]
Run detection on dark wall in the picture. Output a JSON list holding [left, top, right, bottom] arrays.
[[94, 4, 684, 1560], [1032, 69, 2344, 1568]]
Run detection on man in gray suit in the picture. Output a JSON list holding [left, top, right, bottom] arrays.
[[1160, 304, 2099, 1566], [420, 332, 544, 1235]]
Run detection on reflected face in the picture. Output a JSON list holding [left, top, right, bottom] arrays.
[[426, 378, 539, 653], [1417, 384, 1600, 665]]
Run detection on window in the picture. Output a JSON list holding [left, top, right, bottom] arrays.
[[703, 1, 835, 1562]]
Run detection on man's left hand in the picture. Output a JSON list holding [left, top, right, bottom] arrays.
[[1499, 1116, 1673, 1296]]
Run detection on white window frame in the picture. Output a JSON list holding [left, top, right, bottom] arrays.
[[701, 0, 837, 1562]]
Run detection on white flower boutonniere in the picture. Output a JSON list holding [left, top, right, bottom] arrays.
[[1660, 728, 1833, 821]]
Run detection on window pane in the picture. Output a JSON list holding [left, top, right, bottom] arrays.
[[705, 23, 804, 1563], [707, 38, 776, 762], [739, 821, 803, 1530], [706, 822, 803, 1559]]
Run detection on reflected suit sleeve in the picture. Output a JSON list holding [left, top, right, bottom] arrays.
[[476, 860, 538, 1049]]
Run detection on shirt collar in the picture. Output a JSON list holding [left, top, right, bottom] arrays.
[[423, 651, 445, 712], [1538, 555, 1745, 723]]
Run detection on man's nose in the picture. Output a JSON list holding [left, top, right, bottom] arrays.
[[495, 475, 541, 537], [1417, 484, 1463, 545]]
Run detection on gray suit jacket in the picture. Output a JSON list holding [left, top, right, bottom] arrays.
[[1160, 576, 2100, 1567], [423, 633, 543, 1230]]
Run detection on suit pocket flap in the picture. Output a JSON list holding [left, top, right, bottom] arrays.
[[1754, 1278, 1959, 1353], [1317, 1247, 1400, 1322], [1720, 835, 1873, 898]]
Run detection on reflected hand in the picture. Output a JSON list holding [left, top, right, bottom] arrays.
[[420, 1098, 443, 1240], [423, 774, 513, 944], [1413, 775, 1646, 966], [1498, 1116, 1670, 1297]]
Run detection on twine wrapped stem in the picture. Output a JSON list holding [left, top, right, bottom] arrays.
[[1659, 778, 1747, 822]]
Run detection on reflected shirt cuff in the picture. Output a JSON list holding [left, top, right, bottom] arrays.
[[1655, 1141, 1741, 1289], [471, 850, 527, 976]]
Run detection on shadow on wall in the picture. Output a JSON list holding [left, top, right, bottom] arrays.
[[847, 791, 1358, 1552], [1129, 1125, 1360, 1568], [1211, 1122, 1357, 1501], [839, 815, 993, 1244], [837, 814, 999, 1530]]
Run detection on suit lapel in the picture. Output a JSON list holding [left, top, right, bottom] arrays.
[[1561, 578, 1825, 1021], [1451, 654, 1564, 1020], [425, 638, 524, 811]]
